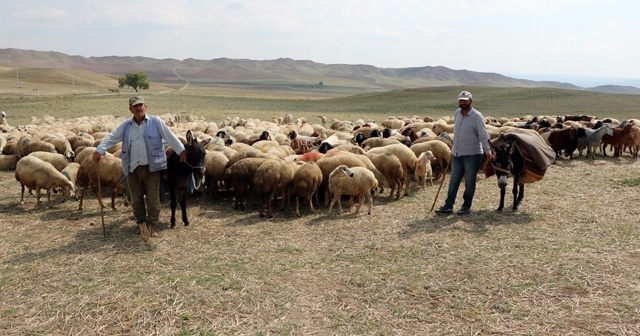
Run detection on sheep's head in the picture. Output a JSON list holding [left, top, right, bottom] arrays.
[[337, 165, 354, 177]]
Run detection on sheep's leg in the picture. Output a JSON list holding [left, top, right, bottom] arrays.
[[35, 187, 41, 207], [354, 193, 364, 215], [295, 196, 301, 217], [20, 184, 25, 205], [366, 191, 374, 215], [110, 188, 117, 210], [403, 168, 410, 196], [313, 190, 320, 210], [308, 194, 316, 213], [328, 193, 342, 215], [267, 190, 276, 218]]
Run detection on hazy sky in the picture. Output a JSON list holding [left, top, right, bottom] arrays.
[[2, 1, 639, 80]]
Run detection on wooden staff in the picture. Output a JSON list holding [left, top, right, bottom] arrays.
[[428, 157, 451, 214]]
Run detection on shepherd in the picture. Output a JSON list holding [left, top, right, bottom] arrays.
[[93, 96, 188, 236]]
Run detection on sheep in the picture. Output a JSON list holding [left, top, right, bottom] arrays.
[[16, 135, 57, 158], [366, 143, 418, 196], [623, 124, 640, 157], [74, 147, 96, 164], [61, 162, 81, 200], [415, 150, 436, 188], [410, 140, 452, 180], [292, 151, 322, 162], [41, 134, 75, 161], [0, 154, 19, 171], [316, 153, 368, 206], [2, 135, 18, 155], [27, 152, 69, 172], [226, 157, 271, 210], [432, 122, 455, 135], [202, 150, 230, 198], [76, 153, 125, 210], [327, 165, 378, 215], [67, 134, 95, 151], [15, 155, 74, 206], [365, 152, 404, 200], [1, 111, 10, 132], [253, 159, 298, 217], [317, 115, 327, 127], [576, 124, 613, 159], [291, 161, 323, 216], [361, 137, 402, 150]]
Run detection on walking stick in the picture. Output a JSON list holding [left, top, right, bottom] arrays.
[[96, 160, 107, 237], [428, 158, 451, 214]]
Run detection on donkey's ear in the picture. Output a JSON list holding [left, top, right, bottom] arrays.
[[186, 130, 194, 144]]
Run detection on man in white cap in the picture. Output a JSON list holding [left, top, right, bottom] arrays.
[[435, 91, 492, 215], [93, 96, 187, 235]]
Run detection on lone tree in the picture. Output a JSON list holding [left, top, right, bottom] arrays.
[[118, 71, 150, 92]]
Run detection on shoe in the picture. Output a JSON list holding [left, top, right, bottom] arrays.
[[457, 208, 471, 215], [434, 207, 453, 215]]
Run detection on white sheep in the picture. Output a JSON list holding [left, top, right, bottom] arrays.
[[409, 140, 451, 180], [76, 153, 125, 210], [316, 153, 367, 206], [15, 155, 74, 206], [415, 150, 436, 187], [0, 111, 10, 132], [27, 152, 69, 172], [327, 165, 378, 215], [61, 162, 81, 200]]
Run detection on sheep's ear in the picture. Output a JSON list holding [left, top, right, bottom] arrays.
[[186, 130, 194, 144]]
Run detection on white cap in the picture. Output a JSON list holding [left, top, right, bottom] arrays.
[[458, 91, 472, 101]]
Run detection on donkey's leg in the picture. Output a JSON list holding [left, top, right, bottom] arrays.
[[179, 189, 189, 226], [497, 188, 506, 211], [512, 180, 520, 211], [169, 186, 178, 229]]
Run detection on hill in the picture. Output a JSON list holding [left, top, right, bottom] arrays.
[[0, 48, 586, 92]]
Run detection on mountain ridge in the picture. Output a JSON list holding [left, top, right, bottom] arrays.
[[1, 48, 638, 94]]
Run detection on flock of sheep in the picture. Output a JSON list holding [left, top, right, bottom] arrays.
[[0, 110, 638, 220]]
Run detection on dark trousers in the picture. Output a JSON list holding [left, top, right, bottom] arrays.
[[126, 165, 161, 226]]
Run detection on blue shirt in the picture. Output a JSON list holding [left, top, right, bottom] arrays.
[[450, 107, 491, 157]]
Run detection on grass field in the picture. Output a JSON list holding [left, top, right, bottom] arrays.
[[0, 79, 639, 335]]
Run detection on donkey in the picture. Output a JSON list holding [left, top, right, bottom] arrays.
[[490, 133, 525, 212], [167, 130, 206, 229]]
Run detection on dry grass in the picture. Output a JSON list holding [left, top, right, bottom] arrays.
[[0, 153, 639, 335], [1, 80, 640, 334]]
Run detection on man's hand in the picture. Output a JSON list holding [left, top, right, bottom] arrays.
[[179, 150, 188, 162], [92, 151, 102, 163]]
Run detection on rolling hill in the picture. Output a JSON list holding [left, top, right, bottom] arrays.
[[1, 48, 638, 94]]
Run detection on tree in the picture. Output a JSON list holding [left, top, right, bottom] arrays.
[[118, 72, 150, 92]]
